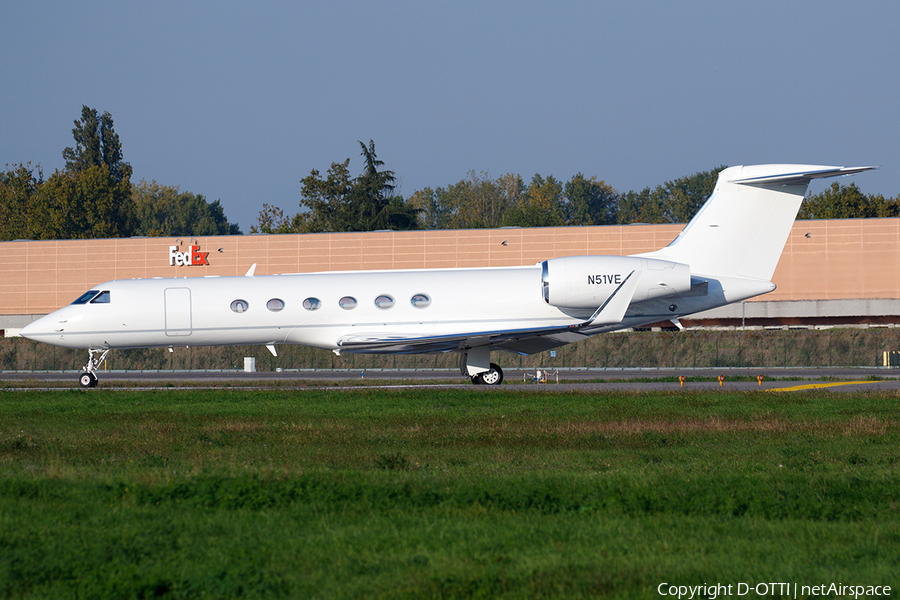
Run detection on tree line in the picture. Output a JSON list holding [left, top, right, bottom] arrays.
[[251, 143, 729, 234], [0, 106, 241, 241], [259, 143, 900, 234], [4, 106, 897, 241]]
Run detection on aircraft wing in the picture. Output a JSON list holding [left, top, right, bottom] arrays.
[[336, 270, 640, 355], [336, 323, 593, 355]]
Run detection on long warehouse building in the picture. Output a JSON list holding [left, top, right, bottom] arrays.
[[2, 218, 899, 333]]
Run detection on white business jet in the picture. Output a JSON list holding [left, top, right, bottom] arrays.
[[20, 164, 874, 387]]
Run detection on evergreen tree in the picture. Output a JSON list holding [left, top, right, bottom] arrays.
[[263, 141, 421, 234]]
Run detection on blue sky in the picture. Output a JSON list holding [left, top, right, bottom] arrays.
[[3, 1, 898, 231]]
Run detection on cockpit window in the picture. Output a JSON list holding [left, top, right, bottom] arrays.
[[72, 290, 100, 305], [90, 291, 111, 304]]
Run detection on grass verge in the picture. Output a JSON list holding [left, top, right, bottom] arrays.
[[1, 388, 898, 598]]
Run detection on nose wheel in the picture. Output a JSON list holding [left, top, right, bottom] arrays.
[[79, 348, 109, 388]]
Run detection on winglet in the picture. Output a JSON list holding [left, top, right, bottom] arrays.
[[245, 263, 257, 277]]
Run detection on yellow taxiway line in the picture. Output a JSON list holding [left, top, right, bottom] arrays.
[[767, 381, 875, 393]]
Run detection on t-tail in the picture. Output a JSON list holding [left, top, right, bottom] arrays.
[[641, 164, 876, 281]]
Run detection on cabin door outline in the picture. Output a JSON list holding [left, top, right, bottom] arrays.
[[164, 288, 192, 336]]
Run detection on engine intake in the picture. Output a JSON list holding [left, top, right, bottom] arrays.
[[541, 256, 692, 309]]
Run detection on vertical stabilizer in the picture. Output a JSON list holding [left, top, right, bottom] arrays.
[[639, 164, 875, 281]]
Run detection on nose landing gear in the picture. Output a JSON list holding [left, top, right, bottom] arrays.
[[79, 348, 109, 388]]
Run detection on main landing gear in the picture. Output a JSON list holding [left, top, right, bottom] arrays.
[[472, 363, 504, 385], [460, 347, 504, 385], [79, 348, 110, 388]]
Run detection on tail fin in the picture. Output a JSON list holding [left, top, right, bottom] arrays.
[[640, 164, 875, 280]]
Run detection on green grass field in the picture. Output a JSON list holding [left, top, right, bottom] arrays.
[[1, 387, 898, 598]]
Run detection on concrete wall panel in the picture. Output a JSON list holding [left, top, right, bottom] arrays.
[[2, 218, 898, 316]]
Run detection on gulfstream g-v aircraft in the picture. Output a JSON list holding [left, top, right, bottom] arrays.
[[21, 164, 874, 387]]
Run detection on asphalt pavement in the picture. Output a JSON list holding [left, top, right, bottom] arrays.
[[3, 367, 900, 392]]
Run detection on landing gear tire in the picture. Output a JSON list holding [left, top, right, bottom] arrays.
[[472, 363, 504, 386], [78, 348, 109, 388], [79, 372, 98, 388]]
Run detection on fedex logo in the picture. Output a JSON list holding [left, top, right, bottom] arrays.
[[169, 245, 210, 266]]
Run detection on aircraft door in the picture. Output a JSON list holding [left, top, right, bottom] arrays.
[[165, 288, 192, 336]]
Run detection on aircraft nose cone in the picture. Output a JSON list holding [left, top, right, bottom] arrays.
[[19, 315, 55, 341]]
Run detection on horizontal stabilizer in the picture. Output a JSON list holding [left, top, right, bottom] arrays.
[[729, 165, 876, 186]]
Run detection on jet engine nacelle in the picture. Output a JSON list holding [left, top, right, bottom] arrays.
[[541, 256, 692, 309]]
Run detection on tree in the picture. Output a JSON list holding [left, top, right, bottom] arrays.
[[617, 166, 726, 224], [564, 174, 618, 225], [617, 187, 664, 224], [345, 140, 419, 231], [406, 187, 449, 230], [358, 139, 396, 197], [257, 141, 421, 234], [30, 164, 133, 239], [798, 181, 900, 219], [407, 171, 523, 230], [131, 180, 242, 237], [62, 105, 131, 184], [297, 158, 355, 233], [26, 105, 138, 239], [503, 174, 566, 227], [0, 163, 42, 241], [658, 166, 725, 223], [250, 203, 291, 234]]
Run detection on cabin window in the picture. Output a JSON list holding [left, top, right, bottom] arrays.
[[338, 296, 357, 310], [230, 299, 249, 313], [72, 290, 100, 305], [302, 297, 321, 311], [266, 298, 285, 312], [90, 291, 111, 304], [410, 294, 431, 308], [374, 295, 394, 309]]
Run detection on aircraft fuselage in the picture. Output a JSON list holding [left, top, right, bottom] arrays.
[[24, 266, 572, 351]]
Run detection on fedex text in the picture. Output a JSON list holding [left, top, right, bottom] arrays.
[[169, 245, 210, 267]]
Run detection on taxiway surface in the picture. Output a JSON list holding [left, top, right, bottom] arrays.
[[3, 367, 900, 393]]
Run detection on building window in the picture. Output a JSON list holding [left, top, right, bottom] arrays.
[[374, 295, 395, 309], [410, 294, 431, 308], [338, 296, 357, 310], [230, 299, 249, 313], [303, 297, 321, 311], [267, 298, 285, 312]]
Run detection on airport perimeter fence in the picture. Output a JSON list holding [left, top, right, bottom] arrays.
[[2, 327, 900, 373]]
